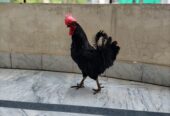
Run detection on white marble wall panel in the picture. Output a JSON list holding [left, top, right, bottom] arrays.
[[11, 53, 42, 70], [142, 64, 170, 86], [106, 61, 143, 81], [42, 55, 74, 73], [0, 52, 11, 68], [1, 52, 170, 86]]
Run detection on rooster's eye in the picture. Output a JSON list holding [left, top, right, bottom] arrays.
[[67, 23, 72, 27]]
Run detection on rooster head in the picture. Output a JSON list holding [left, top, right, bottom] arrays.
[[65, 14, 77, 36]]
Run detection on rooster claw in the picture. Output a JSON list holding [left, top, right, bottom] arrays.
[[93, 88, 101, 95], [71, 83, 84, 89], [99, 84, 104, 88], [92, 84, 104, 94]]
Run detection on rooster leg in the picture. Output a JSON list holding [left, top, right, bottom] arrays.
[[93, 78, 104, 94], [71, 77, 86, 89]]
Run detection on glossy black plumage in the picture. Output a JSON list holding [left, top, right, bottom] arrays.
[[70, 22, 120, 80]]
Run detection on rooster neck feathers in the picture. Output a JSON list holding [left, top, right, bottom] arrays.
[[71, 23, 91, 49]]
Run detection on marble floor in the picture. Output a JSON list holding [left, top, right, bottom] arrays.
[[0, 68, 170, 115]]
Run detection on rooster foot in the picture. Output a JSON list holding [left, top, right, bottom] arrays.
[[71, 83, 84, 89], [93, 86, 104, 95], [99, 83, 104, 88]]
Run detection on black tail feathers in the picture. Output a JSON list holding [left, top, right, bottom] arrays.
[[94, 30, 120, 68], [111, 41, 120, 55], [94, 30, 119, 50], [94, 31, 109, 48]]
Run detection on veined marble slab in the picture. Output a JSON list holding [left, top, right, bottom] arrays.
[[106, 61, 143, 81], [42, 55, 74, 73], [1, 52, 170, 86], [142, 64, 170, 86], [11, 53, 42, 70], [0, 69, 169, 113], [0, 52, 11, 68]]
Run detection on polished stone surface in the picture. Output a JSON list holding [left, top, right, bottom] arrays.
[[42, 55, 73, 72], [1, 52, 170, 86], [142, 64, 170, 86], [11, 53, 42, 70], [0, 52, 11, 68], [0, 69, 169, 114], [106, 61, 143, 81]]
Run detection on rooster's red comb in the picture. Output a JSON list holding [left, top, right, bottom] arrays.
[[65, 14, 77, 25]]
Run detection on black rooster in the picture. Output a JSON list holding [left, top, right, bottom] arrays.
[[65, 15, 120, 94]]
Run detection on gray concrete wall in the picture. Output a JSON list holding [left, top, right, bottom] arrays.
[[0, 4, 112, 56], [0, 4, 170, 86], [114, 5, 170, 66]]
